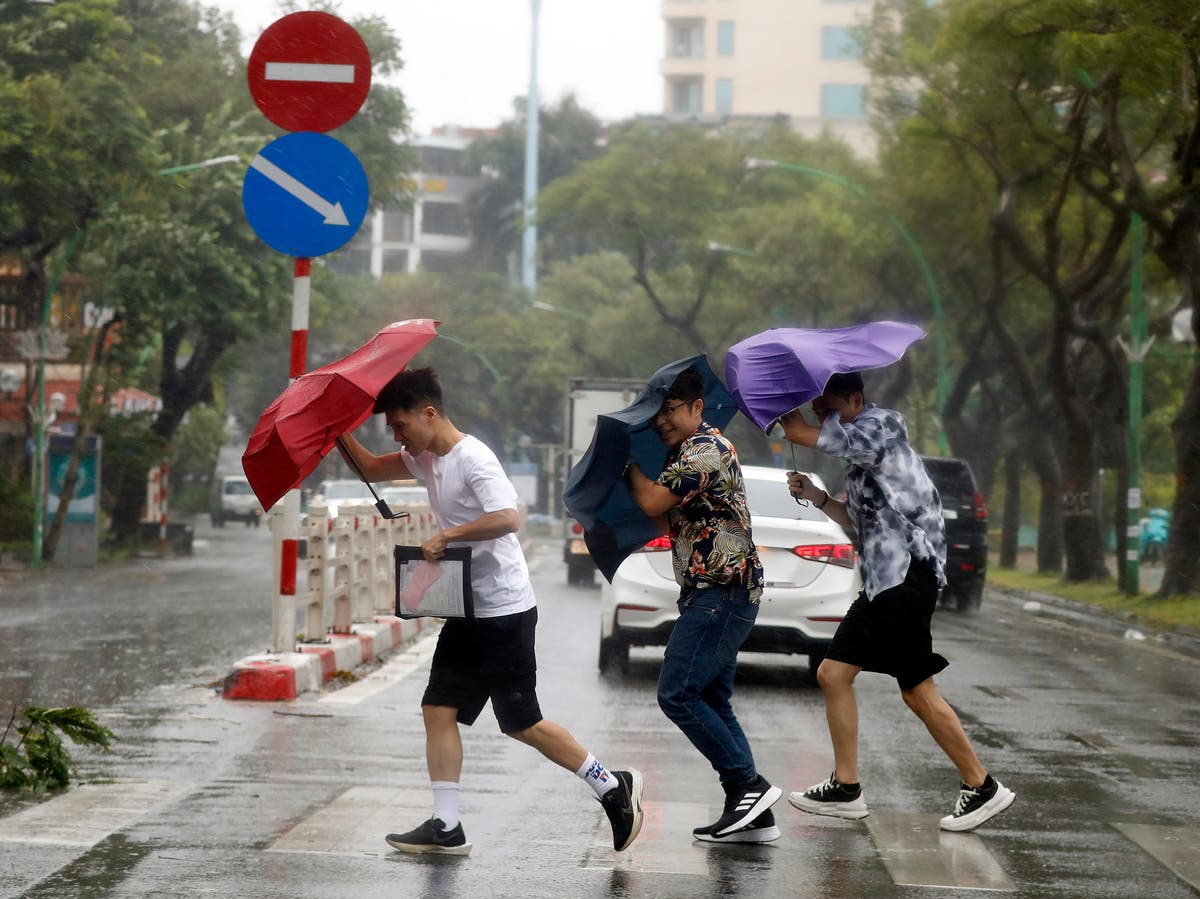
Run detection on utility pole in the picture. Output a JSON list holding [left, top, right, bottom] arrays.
[[522, 0, 541, 294]]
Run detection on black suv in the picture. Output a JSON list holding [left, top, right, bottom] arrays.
[[922, 456, 988, 611]]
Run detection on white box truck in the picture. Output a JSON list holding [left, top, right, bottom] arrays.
[[563, 377, 644, 585]]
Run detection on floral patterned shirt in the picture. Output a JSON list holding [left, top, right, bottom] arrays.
[[815, 405, 947, 600], [657, 422, 765, 602]]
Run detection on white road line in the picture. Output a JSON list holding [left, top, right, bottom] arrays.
[[583, 801, 710, 876], [1112, 822, 1200, 891], [264, 62, 355, 84], [0, 781, 192, 847], [865, 812, 1017, 891], [268, 786, 430, 856]]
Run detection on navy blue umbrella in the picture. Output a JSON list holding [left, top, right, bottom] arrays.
[[564, 354, 738, 583]]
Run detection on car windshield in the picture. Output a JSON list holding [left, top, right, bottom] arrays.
[[744, 474, 830, 521], [325, 481, 374, 500], [224, 480, 253, 495]]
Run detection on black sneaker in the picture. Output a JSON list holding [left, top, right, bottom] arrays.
[[385, 817, 472, 855], [694, 808, 781, 843], [788, 773, 869, 820], [939, 775, 1015, 832], [599, 769, 644, 851], [703, 774, 782, 838]]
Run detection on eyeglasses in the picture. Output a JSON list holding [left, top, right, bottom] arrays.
[[656, 402, 690, 419]]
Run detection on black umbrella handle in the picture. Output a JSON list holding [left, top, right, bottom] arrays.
[[335, 437, 410, 521]]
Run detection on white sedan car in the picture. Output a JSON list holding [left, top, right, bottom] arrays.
[[598, 465, 860, 674]]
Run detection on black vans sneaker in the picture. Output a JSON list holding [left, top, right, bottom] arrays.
[[600, 769, 644, 851], [694, 808, 781, 844], [788, 773, 869, 820], [939, 775, 1015, 832], [702, 774, 782, 838], [385, 817, 472, 855]]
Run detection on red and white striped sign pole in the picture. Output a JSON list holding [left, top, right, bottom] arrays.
[[271, 256, 311, 653]]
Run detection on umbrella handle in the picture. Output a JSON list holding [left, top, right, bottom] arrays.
[[336, 436, 411, 521]]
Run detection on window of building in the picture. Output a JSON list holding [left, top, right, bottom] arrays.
[[668, 20, 704, 58], [383, 209, 413, 243], [420, 251, 465, 274], [382, 249, 409, 274], [417, 146, 472, 176], [716, 78, 734, 115], [820, 83, 867, 118], [821, 26, 861, 61], [671, 78, 703, 115], [717, 21, 735, 56], [420, 201, 468, 237], [327, 248, 372, 277]]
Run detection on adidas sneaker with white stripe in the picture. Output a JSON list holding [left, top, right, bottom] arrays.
[[702, 774, 783, 838]]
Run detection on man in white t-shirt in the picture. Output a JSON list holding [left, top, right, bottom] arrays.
[[338, 367, 643, 857]]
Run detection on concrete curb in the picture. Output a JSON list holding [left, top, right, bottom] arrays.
[[222, 615, 435, 701], [988, 586, 1200, 659]]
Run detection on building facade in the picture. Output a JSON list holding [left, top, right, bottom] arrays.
[[660, 0, 876, 155], [328, 131, 486, 279]]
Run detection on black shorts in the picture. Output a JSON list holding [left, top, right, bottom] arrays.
[[826, 557, 949, 691], [422, 606, 543, 733]]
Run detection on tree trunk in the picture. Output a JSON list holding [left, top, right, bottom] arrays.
[[1159, 357, 1200, 596], [1059, 408, 1109, 581], [1000, 449, 1021, 568]]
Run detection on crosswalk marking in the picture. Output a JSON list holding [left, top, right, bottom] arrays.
[[0, 781, 191, 847], [1112, 822, 1200, 891], [865, 812, 1017, 891], [583, 801, 711, 876], [268, 786, 430, 856]]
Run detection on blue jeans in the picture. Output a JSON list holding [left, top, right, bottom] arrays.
[[656, 584, 759, 785]]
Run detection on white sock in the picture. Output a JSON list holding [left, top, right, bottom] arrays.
[[431, 781, 460, 829], [576, 753, 619, 798]]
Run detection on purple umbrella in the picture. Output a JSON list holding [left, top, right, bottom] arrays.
[[725, 321, 926, 432]]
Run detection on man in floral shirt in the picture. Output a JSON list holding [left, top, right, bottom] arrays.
[[626, 367, 781, 844], [781, 371, 1015, 833]]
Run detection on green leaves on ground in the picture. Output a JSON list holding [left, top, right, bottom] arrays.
[[1, 706, 115, 791]]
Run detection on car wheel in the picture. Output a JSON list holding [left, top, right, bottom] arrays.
[[598, 635, 628, 675], [956, 581, 984, 613]]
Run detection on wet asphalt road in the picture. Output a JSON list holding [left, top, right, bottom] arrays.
[[0, 527, 1198, 898]]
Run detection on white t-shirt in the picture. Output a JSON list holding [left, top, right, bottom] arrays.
[[401, 435, 536, 618]]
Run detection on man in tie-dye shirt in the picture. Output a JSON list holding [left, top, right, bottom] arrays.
[[780, 371, 1015, 834]]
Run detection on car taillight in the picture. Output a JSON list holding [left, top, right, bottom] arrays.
[[974, 491, 988, 521], [793, 543, 855, 568], [640, 535, 672, 552], [571, 521, 584, 536]]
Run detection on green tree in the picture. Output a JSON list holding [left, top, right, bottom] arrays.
[[465, 94, 605, 275]]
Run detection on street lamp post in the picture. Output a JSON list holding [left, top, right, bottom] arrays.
[[745, 157, 951, 454], [28, 154, 240, 568]]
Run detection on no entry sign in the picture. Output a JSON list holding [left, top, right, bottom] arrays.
[[247, 10, 371, 133]]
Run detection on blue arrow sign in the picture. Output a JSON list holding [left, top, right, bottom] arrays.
[[242, 132, 369, 258]]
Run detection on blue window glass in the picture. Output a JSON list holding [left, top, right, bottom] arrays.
[[716, 78, 733, 115], [821, 26, 861, 61], [820, 83, 866, 118], [717, 21, 735, 56]]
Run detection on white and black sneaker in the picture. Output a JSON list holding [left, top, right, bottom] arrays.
[[788, 773, 869, 820], [385, 817, 472, 855], [695, 808, 781, 844], [701, 775, 782, 838], [599, 769, 645, 851], [939, 775, 1015, 832]]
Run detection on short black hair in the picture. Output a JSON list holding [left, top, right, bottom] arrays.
[[823, 371, 865, 398], [373, 366, 444, 414], [666, 367, 704, 403]]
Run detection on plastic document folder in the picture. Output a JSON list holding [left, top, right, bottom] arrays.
[[394, 546, 475, 619]]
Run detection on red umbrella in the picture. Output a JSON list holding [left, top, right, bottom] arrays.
[[242, 319, 440, 511]]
